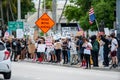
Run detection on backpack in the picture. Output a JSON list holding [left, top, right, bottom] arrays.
[[92, 40, 99, 52]]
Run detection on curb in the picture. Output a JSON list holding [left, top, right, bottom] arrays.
[[19, 60, 120, 72]]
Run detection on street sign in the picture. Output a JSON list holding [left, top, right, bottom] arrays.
[[35, 13, 55, 33], [8, 21, 24, 31]]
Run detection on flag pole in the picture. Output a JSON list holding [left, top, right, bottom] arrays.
[[95, 19, 100, 32]]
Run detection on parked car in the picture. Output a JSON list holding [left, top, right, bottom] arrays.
[[0, 41, 11, 79]]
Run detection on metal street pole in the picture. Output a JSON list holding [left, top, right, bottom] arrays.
[[37, 0, 41, 19], [116, 0, 120, 65], [17, 0, 21, 21], [52, 0, 56, 33], [44, 0, 46, 13]]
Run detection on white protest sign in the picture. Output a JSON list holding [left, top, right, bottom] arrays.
[[45, 36, 52, 46], [104, 28, 109, 36], [16, 29, 24, 38]]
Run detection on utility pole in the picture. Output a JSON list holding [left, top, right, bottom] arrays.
[[44, 0, 46, 13], [52, 0, 56, 33], [37, 0, 41, 19], [116, 0, 120, 65], [17, 0, 21, 21]]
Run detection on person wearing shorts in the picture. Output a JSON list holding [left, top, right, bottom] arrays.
[[110, 33, 118, 69]]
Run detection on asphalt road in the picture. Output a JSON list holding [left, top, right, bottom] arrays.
[[0, 62, 120, 80]]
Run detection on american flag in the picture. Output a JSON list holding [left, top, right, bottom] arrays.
[[89, 7, 95, 24]]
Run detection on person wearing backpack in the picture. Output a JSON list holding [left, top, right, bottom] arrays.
[[91, 35, 100, 67]]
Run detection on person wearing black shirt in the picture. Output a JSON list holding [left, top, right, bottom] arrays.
[[91, 35, 100, 67], [11, 38, 17, 61], [62, 39, 68, 64], [5, 39, 11, 52], [75, 36, 80, 63], [100, 35, 110, 67], [15, 39, 22, 61]]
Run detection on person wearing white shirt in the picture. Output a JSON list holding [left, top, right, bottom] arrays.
[[70, 41, 78, 65], [83, 38, 92, 69], [36, 39, 46, 62], [110, 34, 118, 68], [37, 44, 46, 52]]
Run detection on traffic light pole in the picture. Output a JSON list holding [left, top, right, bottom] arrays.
[[116, 0, 120, 65]]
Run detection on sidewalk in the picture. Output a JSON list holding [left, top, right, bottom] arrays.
[[23, 59, 120, 72]]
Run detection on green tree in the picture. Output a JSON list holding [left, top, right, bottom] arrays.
[[93, 0, 115, 29], [21, 0, 36, 19], [42, 0, 52, 11], [64, 0, 116, 31], [64, 0, 92, 30]]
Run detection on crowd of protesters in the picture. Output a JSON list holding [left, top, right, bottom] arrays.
[[1, 32, 119, 69]]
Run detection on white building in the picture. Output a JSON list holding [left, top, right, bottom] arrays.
[[27, 0, 78, 36]]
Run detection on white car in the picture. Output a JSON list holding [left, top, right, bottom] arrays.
[[0, 41, 11, 79]]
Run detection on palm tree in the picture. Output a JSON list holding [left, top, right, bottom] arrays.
[[2, 0, 16, 23]]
